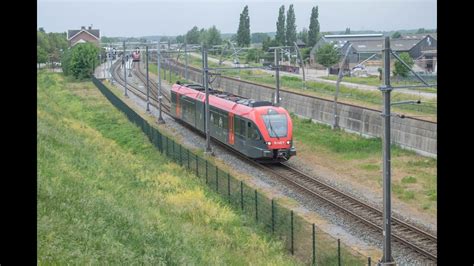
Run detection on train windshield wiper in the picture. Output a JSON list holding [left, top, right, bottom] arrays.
[[267, 118, 280, 140]]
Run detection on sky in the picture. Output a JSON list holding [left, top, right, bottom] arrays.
[[37, 0, 437, 37]]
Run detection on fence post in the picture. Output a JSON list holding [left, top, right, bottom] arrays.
[[187, 149, 190, 169], [216, 166, 219, 192], [271, 199, 275, 233], [205, 161, 208, 184], [165, 137, 168, 156], [179, 144, 182, 165], [172, 140, 175, 160], [338, 238, 341, 266], [227, 173, 231, 203], [368, 257, 371, 266], [312, 223, 316, 266], [255, 190, 258, 222], [240, 181, 244, 211], [291, 210, 294, 255], [195, 154, 198, 177]]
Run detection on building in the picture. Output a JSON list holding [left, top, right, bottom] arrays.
[[311, 33, 437, 73], [67, 25, 100, 47]]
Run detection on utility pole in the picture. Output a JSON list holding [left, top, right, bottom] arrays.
[[123, 41, 128, 97], [169, 56, 172, 82], [202, 44, 206, 86], [184, 38, 188, 80], [146, 45, 150, 112], [157, 40, 165, 124], [333, 43, 353, 130], [294, 42, 306, 90], [163, 48, 167, 81], [203, 47, 212, 154], [274, 48, 281, 106], [379, 36, 395, 266]]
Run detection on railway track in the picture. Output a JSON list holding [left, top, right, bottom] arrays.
[[133, 62, 171, 104], [111, 57, 437, 262], [111, 59, 171, 114], [261, 162, 437, 261]]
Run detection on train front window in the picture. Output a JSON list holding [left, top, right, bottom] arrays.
[[262, 114, 287, 138]]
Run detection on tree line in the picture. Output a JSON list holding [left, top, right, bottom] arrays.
[[37, 28, 68, 67]]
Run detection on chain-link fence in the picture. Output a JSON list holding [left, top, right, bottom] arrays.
[[92, 76, 370, 265]]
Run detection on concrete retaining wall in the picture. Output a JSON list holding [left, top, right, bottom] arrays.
[[166, 61, 437, 157]]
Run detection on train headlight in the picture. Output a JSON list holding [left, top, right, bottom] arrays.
[[267, 142, 272, 146], [286, 140, 291, 145]]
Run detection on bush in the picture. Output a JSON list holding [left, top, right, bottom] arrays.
[[62, 43, 99, 80], [393, 52, 414, 78]]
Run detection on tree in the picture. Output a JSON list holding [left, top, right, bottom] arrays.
[[416, 28, 426, 34], [344, 27, 351, 34], [251, 32, 269, 44], [37, 46, 48, 67], [316, 43, 340, 73], [275, 5, 286, 46], [262, 37, 279, 53], [393, 52, 414, 78], [245, 48, 263, 63], [297, 28, 309, 46], [391, 31, 402, 39], [237, 5, 250, 47], [308, 6, 320, 47], [186, 26, 200, 44], [176, 35, 185, 44], [63, 43, 99, 80], [286, 4, 296, 46], [206, 25, 222, 47]]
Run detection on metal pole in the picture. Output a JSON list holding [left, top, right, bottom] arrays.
[[169, 56, 172, 82], [379, 36, 395, 265], [240, 181, 244, 210], [146, 45, 150, 112], [204, 47, 212, 154], [202, 44, 205, 86], [123, 41, 128, 97], [294, 42, 306, 90], [333, 43, 353, 130], [312, 223, 316, 265], [338, 239, 341, 266], [157, 40, 165, 124], [275, 48, 280, 106], [100, 53, 104, 78], [185, 39, 188, 80]]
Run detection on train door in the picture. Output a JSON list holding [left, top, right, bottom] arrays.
[[228, 113, 235, 145], [176, 93, 181, 118]]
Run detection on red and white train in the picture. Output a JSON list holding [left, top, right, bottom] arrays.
[[132, 47, 140, 62], [171, 83, 296, 162]]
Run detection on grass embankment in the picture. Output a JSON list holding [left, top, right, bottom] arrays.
[[37, 72, 300, 265], [291, 114, 437, 214], [175, 55, 437, 121]]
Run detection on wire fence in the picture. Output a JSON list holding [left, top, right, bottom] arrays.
[[92, 76, 371, 265]]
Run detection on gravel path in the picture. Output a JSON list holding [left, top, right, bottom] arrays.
[[109, 66, 436, 264]]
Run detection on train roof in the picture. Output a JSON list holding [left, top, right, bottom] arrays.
[[172, 83, 286, 119]]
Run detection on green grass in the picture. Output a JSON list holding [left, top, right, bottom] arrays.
[[290, 113, 437, 213], [37, 72, 301, 265], [291, 113, 408, 160], [401, 176, 417, 184]]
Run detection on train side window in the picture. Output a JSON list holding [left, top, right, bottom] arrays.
[[247, 122, 260, 140]]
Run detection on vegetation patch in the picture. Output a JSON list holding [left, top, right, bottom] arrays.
[[37, 72, 300, 265]]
